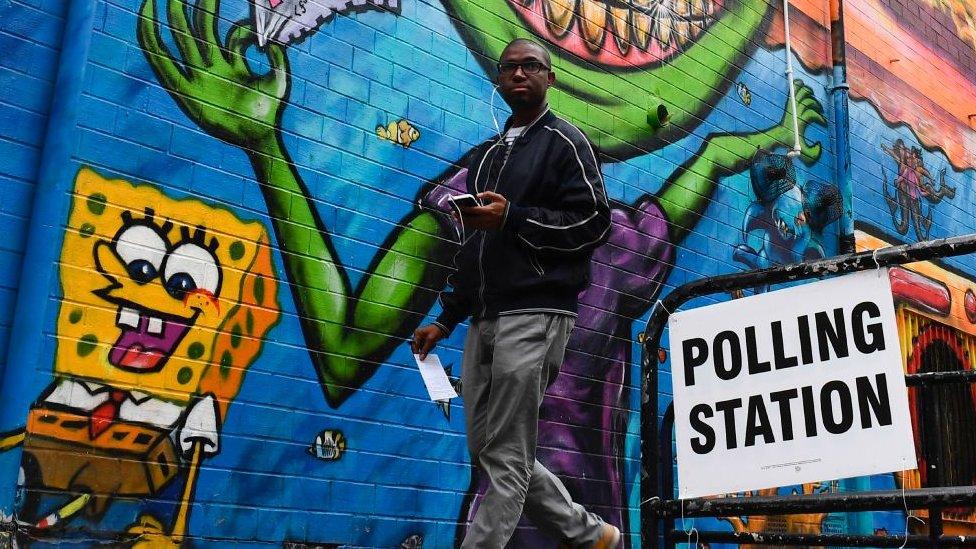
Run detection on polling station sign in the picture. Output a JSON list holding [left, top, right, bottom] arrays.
[[669, 270, 915, 499]]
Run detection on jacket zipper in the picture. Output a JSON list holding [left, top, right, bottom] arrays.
[[478, 141, 514, 317], [477, 233, 488, 316], [476, 109, 549, 316]]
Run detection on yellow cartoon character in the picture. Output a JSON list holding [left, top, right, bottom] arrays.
[[16, 168, 280, 544]]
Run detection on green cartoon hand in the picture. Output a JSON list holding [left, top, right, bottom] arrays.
[[776, 79, 827, 164], [138, 0, 288, 150], [657, 79, 828, 241]]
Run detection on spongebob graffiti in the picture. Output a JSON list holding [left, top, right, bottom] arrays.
[[881, 139, 956, 241], [9, 168, 280, 544]]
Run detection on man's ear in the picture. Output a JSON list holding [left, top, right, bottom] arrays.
[[548, 70, 556, 85]]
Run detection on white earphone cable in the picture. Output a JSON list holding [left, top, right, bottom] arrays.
[[489, 85, 503, 140]]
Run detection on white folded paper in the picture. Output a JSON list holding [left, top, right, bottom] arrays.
[[413, 354, 458, 401]]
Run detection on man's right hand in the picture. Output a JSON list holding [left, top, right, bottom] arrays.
[[412, 325, 447, 360]]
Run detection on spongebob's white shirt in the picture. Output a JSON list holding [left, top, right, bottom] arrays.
[[42, 379, 220, 456]]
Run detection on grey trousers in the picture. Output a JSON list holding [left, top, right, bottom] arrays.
[[460, 313, 605, 549]]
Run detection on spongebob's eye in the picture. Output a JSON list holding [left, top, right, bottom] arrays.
[[115, 225, 166, 284], [163, 243, 220, 300]]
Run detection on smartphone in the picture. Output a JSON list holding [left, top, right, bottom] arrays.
[[447, 193, 481, 209]]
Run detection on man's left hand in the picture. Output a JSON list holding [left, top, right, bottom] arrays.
[[459, 191, 508, 231]]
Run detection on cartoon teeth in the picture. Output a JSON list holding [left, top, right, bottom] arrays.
[[533, 0, 720, 55], [117, 307, 139, 329], [579, 0, 608, 51], [147, 316, 163, 335], [609, 6, 631, 54], [544, 0, 576, 37], [252, 0, 401, 47]]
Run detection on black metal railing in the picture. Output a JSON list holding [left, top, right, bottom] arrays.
[[640, 233, 976, 548]]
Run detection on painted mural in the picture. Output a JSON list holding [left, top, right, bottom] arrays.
[[0, 0, 841, 544], [2, 168, 280, 545], [843, 0, 976, 540], [855, 228, 976, 539], [732, 150, 841, 293], [135, 0, 829, 546], [0, 0, 972, 545], [782, 0, 976, 168], [723, 482, 836, 540], [881, 139, 956, 241]]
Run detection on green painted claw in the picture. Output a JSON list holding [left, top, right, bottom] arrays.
[[658, 79, 828, 241], [786, 79, 828, 164], [138, 0, 288, 150]]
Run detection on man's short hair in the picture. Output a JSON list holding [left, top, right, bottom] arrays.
[[502, 38, 552, 67]]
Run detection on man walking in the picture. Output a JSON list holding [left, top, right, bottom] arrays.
[[412, 38, 618, 548]]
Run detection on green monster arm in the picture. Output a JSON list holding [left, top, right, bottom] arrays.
[[248, 143, 451, 406], [139, 0, 453, 407], [659, 80, 827, 242]]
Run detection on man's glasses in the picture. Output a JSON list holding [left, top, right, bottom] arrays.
[[496, 61, 550, 75]]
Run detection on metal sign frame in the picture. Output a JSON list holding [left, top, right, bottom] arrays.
[[640, 234, 976, 548]]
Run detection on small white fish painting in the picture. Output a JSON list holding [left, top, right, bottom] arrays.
[[308, 429, 346, 461], [400, 534, 423, 548], [736, 81, 752, 106]]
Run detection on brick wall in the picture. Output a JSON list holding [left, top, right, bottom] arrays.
[[0, 0, 66, 380], [9, 0, 974, 546], [845, 0, 976, 537]]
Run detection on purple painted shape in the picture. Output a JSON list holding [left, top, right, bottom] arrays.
[[463, 197, 675, 547], [422, 168, 468, 218], [109, 312, 191, 372]]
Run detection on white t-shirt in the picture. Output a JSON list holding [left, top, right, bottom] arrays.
[[504, 126, 526, 145]]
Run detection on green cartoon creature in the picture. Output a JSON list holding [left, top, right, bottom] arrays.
[[138, 0, 828, 544]]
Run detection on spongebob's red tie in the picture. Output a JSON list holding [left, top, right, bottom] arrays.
[[89, 390, 128, 439]]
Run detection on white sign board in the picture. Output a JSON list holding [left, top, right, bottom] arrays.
[[669, 270, 916, 499]]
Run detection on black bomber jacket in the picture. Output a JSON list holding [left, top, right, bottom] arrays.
[[433, 108, 611, 335]]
